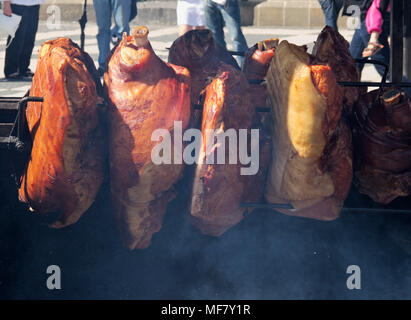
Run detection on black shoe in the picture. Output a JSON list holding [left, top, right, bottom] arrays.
[[20, 69, 34, 78], [5, 72, 22, 81], [111, 35, 120, 46]]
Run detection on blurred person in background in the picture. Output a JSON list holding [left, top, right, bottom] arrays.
[[347, 0, 411, 97], [1, 0, 44, 80], [346, 0, 389, 76], [318, 0, 344, 32], [111, 0, 137, 44], [93, 0, 131, 76], [177, 0, 205, 36], [362, 0, 389, 57], [204, 0, 247, 67]]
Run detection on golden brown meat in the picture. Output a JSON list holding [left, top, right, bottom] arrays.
[[106, 26, 191, 249], [18, 38, 105, 228], [312, 26, 360, 113], [190, 64, 268, 236], [264, 41, 352, 220], [352, 88, 411, 203]]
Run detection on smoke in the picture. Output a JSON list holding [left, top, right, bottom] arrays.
[[1, 157, 411, 299]]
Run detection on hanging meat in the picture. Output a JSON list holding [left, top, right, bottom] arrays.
[[106, 26, 191, 249], [241, 39, 276, 205], [168, 29, 239, 127], [264, 41, 353, 220], [242, 38, 278, 113], [312, 26, 360, 113], [243, 38, 278, 80], [352, 88, 411, 203], [18, 38, 105, 228], [190, 64, 270, 236]]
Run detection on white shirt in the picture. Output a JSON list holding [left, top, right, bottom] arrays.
[[1, 0, 44, 5]]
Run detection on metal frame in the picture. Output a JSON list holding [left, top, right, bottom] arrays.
[[390, 0, 404, 83], [0, 96, 43, 187]]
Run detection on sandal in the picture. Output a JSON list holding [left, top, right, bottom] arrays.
[[362, 42, 384, 58]]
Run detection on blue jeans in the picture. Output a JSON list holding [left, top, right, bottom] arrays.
[[93, 0, 131, 69], [204, 0, 248, 67], [318, 0, 344, 32], [111, 0, 137, 37]]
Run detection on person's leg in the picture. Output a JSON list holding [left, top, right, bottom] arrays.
[[369, 31, 380, 44], [111, 0, 131, 39], [362, 31, 383, 58], [93, 0, 112, 70], [203, 0, 226, 49], [220, 0, 248, 66], [4, 4, 26, 77], [372, 12, 390, 77], [318, 0, 339, 32], [350, 20, 369, 74], [19, 5, 40, 75], [335, 0, 344, 17], [352, 17, 389, 78], [129, 0, 138, 22], [111, 25, 119, 40]]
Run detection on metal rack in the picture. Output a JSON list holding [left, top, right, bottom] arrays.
[[0, 95, 43, 187]]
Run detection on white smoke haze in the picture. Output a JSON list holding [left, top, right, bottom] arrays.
[[1, 163, 411, 299]]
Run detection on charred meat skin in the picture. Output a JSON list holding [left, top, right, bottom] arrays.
[[106, 26, 191, 249], [352, 88, 411, 204], [19, 38, 105, 228], [265, 41, 352, 221]]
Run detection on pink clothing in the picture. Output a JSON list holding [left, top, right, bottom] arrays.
[[366, 0, 390, 34]]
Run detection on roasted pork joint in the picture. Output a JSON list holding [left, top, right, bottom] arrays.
[[168, 29, 239, 126], [190, 64, 269, 236], [18, 38, 105, 228], [353, 88, 411, 203], [264, 41, 352, 220], [106, 26, 191, 249]]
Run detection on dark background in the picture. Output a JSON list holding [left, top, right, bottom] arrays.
[[1, 152, 411, 300]]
